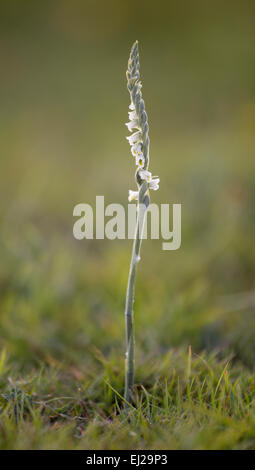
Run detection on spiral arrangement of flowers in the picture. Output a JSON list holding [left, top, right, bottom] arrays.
[[126, 40, 160, 202]]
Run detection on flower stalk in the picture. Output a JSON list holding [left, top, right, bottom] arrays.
[[124, 41, 160, 407]]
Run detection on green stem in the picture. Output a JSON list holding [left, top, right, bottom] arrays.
[[124, 182, 149, 408]]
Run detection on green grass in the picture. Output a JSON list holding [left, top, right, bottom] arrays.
[[1, 0, 255, 450], [1, 229, 255, 450], [1, 347, 255, 450]]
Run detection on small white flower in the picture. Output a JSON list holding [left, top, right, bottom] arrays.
[[126, 131, 142, 145], [139, 170, 160, 190], [139, 170, 152, 182], [125, 119, 139, 132], [129, 102, 135, 110], [149, 177, 160, 191], [128, 110, 137, 120], [135, 154, 145, 167], [131, 143, 143, 157], [128, 190, 139, 202]]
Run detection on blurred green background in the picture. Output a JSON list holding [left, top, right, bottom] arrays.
[[1, 0, 255, 370]]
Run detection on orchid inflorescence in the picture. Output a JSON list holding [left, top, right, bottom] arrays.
[[124, 41, 160, 407], [126, 40, 160, 203]]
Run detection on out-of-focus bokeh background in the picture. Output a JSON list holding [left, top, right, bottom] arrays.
[[2, 0, 255, 361], [1, 0, 255, 449]]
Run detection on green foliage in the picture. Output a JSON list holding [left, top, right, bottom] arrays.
[[1, 0, 255, 450], [0, 348, 255, 449]]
